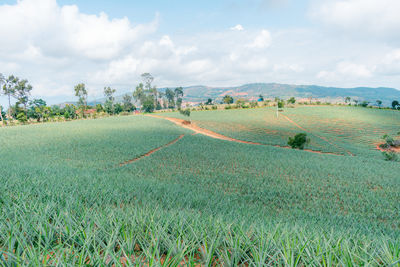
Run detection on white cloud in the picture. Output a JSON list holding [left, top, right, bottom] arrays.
[[310, 0, 400, 41], [1, 0, 400, 105], [317, 61, 374, 83], [248, 30, 271, 49], [230, 24, 244, 31]]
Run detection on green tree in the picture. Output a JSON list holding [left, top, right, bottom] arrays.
[[376, 100, 382, 108], [165, 88, 175, 108], [360, 101, 369, 107], [392, 100, 399, 110], [74, 83, 88, 116], [63, 104, 77, 120], [345, 97, 351, 105], [114, 103, 123, 114], [287, 97, 296, 105], [0, 74, 4, 125], [16, 112, 27, 123], [133, 83, 145, 104], [205, 98, 213, 105], [278, 100, 285, 109], [141, 73, 158, 107], [288, 133, 310, 150], [223, 95, 234, 104], [142, 96, 155, 113], [122, 94, 135, 112], [0, 106, 3, 125], [96, 104, 104, 113], [179, 108, 191, 121], [174, 87, 184, 109], [28, 99, 47, 122], [2, 75, 18, 119], [13, 79, 32, 117], [104, 86, 116, 115]]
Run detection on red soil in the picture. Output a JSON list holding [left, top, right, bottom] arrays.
[[148, 114, 344, 156], [280, 114, 355, 156], [376, 144, 400, 153], [119, 134, 184, 166]]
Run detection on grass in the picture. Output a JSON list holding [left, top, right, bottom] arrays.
[[1, 109, 400, 266]]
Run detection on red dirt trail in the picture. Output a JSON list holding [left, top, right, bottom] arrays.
[[119, 134, 184, 166], [147, 114, 344, 156], [280, 114, 355, 156]]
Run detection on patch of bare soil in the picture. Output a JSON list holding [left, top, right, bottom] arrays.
[[119, 134, 184, 166], [376, 144, 400, 153], [148, 114, 344, 156]]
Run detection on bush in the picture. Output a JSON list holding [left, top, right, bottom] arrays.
[[382, 151, 398, 161], [179, 108, 191, 117], [16, 113, 28, 123], [225, 105, 232, 110], [288, 133, 310, 150]]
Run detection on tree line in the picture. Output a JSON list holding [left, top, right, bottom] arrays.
[[0, 72, 185, 125]]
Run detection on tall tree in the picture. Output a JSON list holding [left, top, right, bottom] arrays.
[[28, 99, 47, 122], [13, 79, 32, 116], [133, 83, 145, 106], [2, 75, 18, 119], [165, 88, 175, 108], [345, 97, 351, 104], [141, 73, 158, 107], [104, 87, 116, 114], [0, 73, 4, 125], [122, 94, 135, 112], [74, 83, 88, 115], [392, 100, 400, 110], [376, 100, 382, 108], [174, 87, 184, 109]]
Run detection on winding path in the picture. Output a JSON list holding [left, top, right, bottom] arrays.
[[147, 114, 344, 156]]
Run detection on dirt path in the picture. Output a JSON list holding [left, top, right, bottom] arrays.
[[119, 134, 184, 166], [280, 114, 355, 156], [147, 114, 344, 156]]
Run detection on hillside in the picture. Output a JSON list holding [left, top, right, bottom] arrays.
[[58, 83, 400, 107], [180, 83, 400, 105]]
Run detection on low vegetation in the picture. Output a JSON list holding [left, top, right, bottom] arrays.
[[288, 133, 310, 150], [0, 115, 399, 265]]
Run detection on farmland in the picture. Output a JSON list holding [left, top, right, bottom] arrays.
[[1, 107, 400, 266]]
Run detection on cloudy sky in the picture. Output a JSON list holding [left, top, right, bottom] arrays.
[[1, 0, 400, 104]]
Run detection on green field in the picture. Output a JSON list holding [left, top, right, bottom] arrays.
[[1, 107, 400, 266]]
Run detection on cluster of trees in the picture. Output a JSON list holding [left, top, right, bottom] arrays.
[[0, 74, 34, 123], [132, 73, 184, 113], [344, 97, 400, 109], [0, 72, 186, 125]]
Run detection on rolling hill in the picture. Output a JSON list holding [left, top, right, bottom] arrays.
[[59, 83, 400, 107]]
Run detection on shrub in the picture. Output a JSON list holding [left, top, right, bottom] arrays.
[[382, 151, 399, 162], [288, 133, 310, 150], [225, 105, 232, 110], [179, 108, 191, 118], [16, 113, 28, 123]]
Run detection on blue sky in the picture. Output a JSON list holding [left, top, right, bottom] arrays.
[[1, 0, 400, 105]]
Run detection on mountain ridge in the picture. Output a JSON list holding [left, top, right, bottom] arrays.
[[60, 83, 400, 107]]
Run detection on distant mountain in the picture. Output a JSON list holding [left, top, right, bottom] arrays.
[[58, 83, 400, 107], [180, 83, 400, 106]]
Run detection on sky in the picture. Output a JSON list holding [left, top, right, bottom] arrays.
[[1, 0, 400, 104]]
